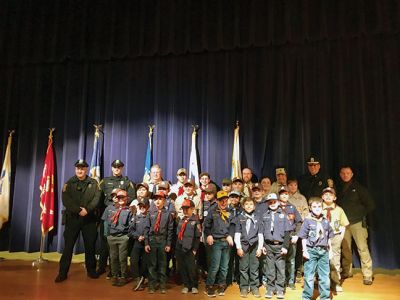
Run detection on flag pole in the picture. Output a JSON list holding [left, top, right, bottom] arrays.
[[0, 130, 14, 262], [33, 128, 55, 269]]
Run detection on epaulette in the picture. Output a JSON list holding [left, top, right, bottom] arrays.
[[62, 183, 68, 192]]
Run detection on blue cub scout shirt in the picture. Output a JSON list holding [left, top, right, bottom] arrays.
[[298, 216, 334, 248], [261, 208, 291, 242]]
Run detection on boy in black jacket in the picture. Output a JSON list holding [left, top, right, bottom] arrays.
[[176, 198, 202, 294], [144, 190, 174, 294], [234, 197, 263, 298], [129, 198, 150, 291]]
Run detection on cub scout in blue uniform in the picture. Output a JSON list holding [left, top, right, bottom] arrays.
[[176, 198, 202, 294], [234, 197, 263, 298], [129, 198, 150, 291], [299, 197, 334, 300], [261, 193, 292, 299], [204, 191, 236, 297], [144, 190, 174, 294], [278, 187, 302, 290], [101, 189, 132, 286]]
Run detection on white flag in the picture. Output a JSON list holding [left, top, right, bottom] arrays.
[[231, 124, 242, 179], [0, 133, 13, 230], [188, 128, 200, 186]]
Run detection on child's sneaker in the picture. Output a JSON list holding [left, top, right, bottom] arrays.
[[251, 288, 261, 298], [240, 289, 248, 298], [181, 287, 189, 294], [205, 286, 216, 298], [264, 290, 273, 299], [192, 287, 199, 294], [335, 284, 343, 292], [276, 291, 285, 299], [217, 286, 226, 296]]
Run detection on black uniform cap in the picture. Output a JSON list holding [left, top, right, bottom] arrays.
[[75, 159, 88, 167], [111, 159, 124, 168]]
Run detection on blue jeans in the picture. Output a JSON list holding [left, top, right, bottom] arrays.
[[302, 247, 330, 300], [206, 239, 231, 287]]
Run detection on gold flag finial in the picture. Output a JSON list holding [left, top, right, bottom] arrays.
[[93, 124, 102, 138], [235, 120, 239, 128], [8, 130, 15, 137], [48, 128, 55, 140]]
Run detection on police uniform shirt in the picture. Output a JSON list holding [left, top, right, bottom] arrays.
[[176, 215, 202, 252], [101, 205, 132, 236], [234, 212, 263, 252], [298, 215, 334, 248], [100, 175, 136, 206], [62, 175, 101, 215], [261, 208, 292, 243], [144, 206, 174, 247], [203, 207, 235, 239], [128, 213, 148, 240], [297, 171, 333, 200]]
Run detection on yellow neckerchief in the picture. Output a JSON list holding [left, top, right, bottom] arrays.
[[217, 209, 230, 222]]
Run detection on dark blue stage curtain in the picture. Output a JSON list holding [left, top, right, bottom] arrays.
[[0, 1, 399, 269]]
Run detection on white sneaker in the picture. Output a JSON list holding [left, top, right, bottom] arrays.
[[192, 287, 199, 294], [181, 287, 189, 294], [335, 285, 343, 292]]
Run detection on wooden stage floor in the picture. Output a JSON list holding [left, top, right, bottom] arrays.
[[0, 258, 399, 300]]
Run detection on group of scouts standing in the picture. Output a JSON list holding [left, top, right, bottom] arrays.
[[54, 155, 375, 300]]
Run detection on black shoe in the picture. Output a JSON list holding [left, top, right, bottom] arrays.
[[54, 274, 67, 283], [205, 286, 216, 298], [87, 272, 100, 279], [96, 268, 106, 276], [133, 276, 145, 291], [117, 277, 128, 287]]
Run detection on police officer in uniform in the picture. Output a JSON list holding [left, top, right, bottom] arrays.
[[297, 156, 334, 200], [55, 159, 101, 282], [97, 159, 136, 275]]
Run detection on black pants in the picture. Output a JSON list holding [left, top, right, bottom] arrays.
[[59, 215, 97, 276], [176, 243, 198, 289], [97, 219, 109, 271], [263, 243, 285, 293], [130, 240, 148, 279], [227, 246, 240, 285], [239, 244, 260, 291]]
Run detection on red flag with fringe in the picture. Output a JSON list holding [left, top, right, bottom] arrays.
[[39, 130, 55, 234]]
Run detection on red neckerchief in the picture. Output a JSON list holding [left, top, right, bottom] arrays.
[[154, 209, 162, 233], [178, 217, 189, 240]]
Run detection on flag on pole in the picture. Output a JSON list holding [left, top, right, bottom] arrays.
[[188, 125, 200, 186], [89, 125, 102, 183], [231, 122, 242, 179], [0, 131, 13, 230], [39, 129, 56, 234], [143, 125, 154, 183]]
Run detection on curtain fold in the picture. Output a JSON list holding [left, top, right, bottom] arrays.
[[1, 0, 399, 65]]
